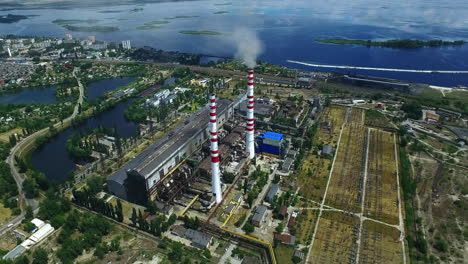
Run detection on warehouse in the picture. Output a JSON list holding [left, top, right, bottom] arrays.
[[107, 99, 234, 205]]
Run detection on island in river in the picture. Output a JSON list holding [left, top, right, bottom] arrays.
[[315, 39, 467, 49], [179, 30, 222, 35]]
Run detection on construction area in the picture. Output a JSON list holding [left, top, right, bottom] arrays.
[[292, 106, 406, 264]]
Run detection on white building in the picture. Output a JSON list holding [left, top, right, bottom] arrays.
[[122, 40, 131, 50]]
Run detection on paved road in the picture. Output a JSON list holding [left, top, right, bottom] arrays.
[[1, 69, 84, 236]]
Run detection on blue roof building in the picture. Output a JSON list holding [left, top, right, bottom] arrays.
[[258, 131, 284, 158]]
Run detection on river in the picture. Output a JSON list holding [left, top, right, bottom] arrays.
[[0, 85, 59, 104], [31, 98, 138, 182], [0, 0, 467, 87], [30, 77, 139, 181]]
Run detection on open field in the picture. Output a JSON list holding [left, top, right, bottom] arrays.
[[316, 106, 347, 146], [309, 211, 359, 263], [346, 107, 365, 125], [297, 154, 331, 200], [275, 244, 295, 264], [359, 221, 403, 264], [298, 106, 347, 200], [364, 130, 399, 225], [325, 124, 367, 213], [0, 204, 12, 224], [0, 128, 22, 143], [294, 208, 318, 245]]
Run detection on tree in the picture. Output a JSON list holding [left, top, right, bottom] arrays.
[[116, 199, 124, 222], [292, 255, 302, 264], [32, 248, 48, 264], [130, 208, 137, 227], [243, 222, 254, 234], [275, 222, 284, 233], [8, 134, 16, 146], [25, 206, 34, 220]]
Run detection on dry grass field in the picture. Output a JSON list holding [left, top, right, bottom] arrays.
[[309, 211, 359, 263], [295, 208, 319, 244], [359, 221, 403, 264], [364, 130, 399, 225], [325, 124, 367, 213]]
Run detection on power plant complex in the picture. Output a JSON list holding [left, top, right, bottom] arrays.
[[107, 70, 259, 209]]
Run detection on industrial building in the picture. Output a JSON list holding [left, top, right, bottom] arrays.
[[2, 219, 54, 260], [252, 205, 268, 227], [107, 99, 235, 205], [257, 131, 284, 158]]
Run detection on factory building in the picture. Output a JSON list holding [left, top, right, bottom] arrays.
[[107, 99, 235, 205], [257, 131, 284, 158]]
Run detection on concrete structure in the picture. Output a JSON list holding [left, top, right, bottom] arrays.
[[322, 145, 334, 156], [252, 205, 268, 227], [185, 229, 213, 249], [422, 110, 440, 122], [122, 40, 131, 50], [209, 95, 222, 204], [246, 70, 255, 159], [107, 99, 235, 204], [265, 184, 279, 202]]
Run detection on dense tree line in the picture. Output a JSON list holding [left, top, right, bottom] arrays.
[[245, 166, 269, 208], [130, 207, 177, 237], [0, 161, 19, 211], [66, 126, 113, 161]]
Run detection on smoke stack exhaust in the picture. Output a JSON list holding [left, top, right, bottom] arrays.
[[209, 95, 222, 204], [246, 70, 255, 160]]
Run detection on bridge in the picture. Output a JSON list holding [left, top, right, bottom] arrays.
[[287, 60, 468, 74]]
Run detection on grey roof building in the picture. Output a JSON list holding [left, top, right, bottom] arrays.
[[107, 99, 234, 205], [265, 184, 279, 202], [185, 229, 213, 249], [322, 145, 334, 156], [252, 205, 268, 227]]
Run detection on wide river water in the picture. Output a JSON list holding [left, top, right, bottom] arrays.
[[1, 0, 468, 87]]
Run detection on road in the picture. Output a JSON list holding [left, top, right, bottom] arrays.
[[1, 68, 84, 236]]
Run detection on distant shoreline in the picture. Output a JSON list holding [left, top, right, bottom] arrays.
[[315, 39, 467, 49]]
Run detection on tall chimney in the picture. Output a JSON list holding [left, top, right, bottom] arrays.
[[246, 70, 255, 159], [210, 95, 222, 204]]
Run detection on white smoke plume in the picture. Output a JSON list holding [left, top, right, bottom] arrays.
[[232, 28, 263, 69]]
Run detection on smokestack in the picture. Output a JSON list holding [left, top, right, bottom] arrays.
[[246, 70, 255, 159], [7, 47, 12, 58], [210, 95, 222, 204]]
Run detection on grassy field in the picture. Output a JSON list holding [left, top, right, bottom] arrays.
[[359, 221, 403, 264], [294, 208, 318, 244], [325, 125, 367, 213], [364, 129, 399, 225], [316, 106, 347, 146], [310, 211, 359, 263], [274, 244, 295, 264], [0, 128, 21, 143], [0, 203, 12, 224]]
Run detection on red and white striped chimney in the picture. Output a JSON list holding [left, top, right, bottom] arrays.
[[246, 70, 255, 159], [209, 95, 222, 204]]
